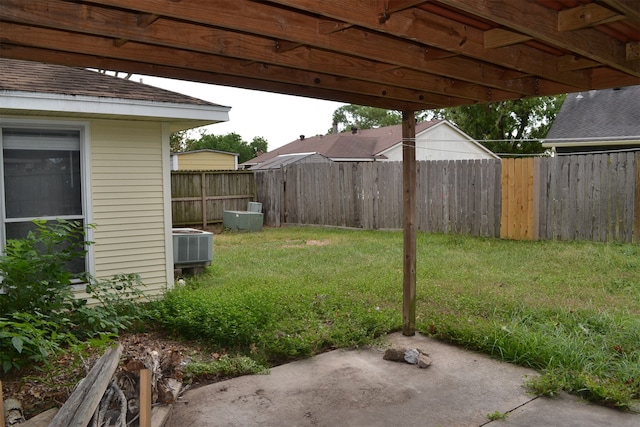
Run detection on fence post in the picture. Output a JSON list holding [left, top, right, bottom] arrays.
[[635, 152, 640, 243], [200, 172, 207, 229]]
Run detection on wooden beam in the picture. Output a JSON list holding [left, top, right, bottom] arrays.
[[627, 42, 640, 61], [0, 43, 434, 111], [484, 28, 532, 49], [557, 55, 600, 71], [436, 0, 640, 77], [558, 3, 625, 32], [0, 0, 532, 103], [137, 12, 159, 28], [402, 110, 416, 336], [0, 22, 452, 109], [269, 0, 594, 88], [599, 0, 640, 28], [87, 0, 570, 93]]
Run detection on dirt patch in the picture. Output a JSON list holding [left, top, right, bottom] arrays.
[[0, 331, 200, 420], [283, 239, 332, 248]]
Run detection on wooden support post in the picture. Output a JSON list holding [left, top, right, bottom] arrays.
[[402, 110, 417, 336], [1, 380, 6, 427], [139, 369, 152, 427]]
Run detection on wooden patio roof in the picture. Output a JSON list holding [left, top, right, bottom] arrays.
[[1, 0, 639, 111]]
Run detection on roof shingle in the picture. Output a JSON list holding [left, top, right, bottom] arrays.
[[547, 86, 640, 142], [0, 58, 227, 108]]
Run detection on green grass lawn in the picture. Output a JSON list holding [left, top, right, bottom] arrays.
[[152, 226, 640, 409]]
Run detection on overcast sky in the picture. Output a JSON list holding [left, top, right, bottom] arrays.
[[136, 75, 346, 151]]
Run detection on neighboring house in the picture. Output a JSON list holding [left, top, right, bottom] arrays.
[[0, 58, 230, 297], [241, 119, 498, 169], [543, 86, 640, 154], [250, 152, 332, 170], [171, 149, 238, 171]]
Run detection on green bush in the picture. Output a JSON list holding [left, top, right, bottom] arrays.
[[0, 312, 77, 372], [0, 220, 149, 373], [0, 219, 88, 315], [69, 273, 149, 339]]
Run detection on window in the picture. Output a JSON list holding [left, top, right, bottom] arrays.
[[1, 125, 89, 274]]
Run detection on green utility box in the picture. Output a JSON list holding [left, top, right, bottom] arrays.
[[223, 210, 264, 232]]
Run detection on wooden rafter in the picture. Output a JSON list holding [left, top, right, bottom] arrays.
[[436, 0, 640, 77], [0, 0, 638, 109]]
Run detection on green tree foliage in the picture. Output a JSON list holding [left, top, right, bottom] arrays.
[[330, 105, 433, 132], [170, 130, 189, 152], [173, 131, 268, 163], [330, 96, 565, 155], [330, 105, 401, 132], [433, 96, 565, 155]]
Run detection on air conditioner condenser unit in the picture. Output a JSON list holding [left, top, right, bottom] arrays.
[[172, 228, 213, 267]]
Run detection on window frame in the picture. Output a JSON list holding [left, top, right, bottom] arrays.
[[0, 118, 94, 287]]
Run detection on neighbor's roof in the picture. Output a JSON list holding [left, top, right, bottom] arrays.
[[0, 58, 230, 131], [245, 120, 442, 165], [250, 152, 332, 170], [545, 86, 640, 144]]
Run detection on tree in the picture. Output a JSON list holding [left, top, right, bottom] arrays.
[[330, 105, 401, 132], [174, 131, 268, 164], [330, 105, 435, 132], [433, 96, 565, 155]]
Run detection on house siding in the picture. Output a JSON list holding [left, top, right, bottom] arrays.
[[382, 124, 495, 161], [89, 120, 170, 298], [176, 151, 236, 170]]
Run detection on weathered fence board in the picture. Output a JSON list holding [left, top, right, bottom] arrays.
[[171, 171, 256, 228], [256, 159, 502, 237], [254, 153, 637, 243]]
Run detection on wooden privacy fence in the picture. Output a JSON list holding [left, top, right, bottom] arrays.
[[171, 171, 257, 228], [501, 152, 639, 242], [256, 152, 639, 243], [255, 160, 502, 237]]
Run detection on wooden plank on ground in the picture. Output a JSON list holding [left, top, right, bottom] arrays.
[[49, 344, 123, 427]]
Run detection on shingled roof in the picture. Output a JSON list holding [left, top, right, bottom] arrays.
[[546, 86, 640, 144], [245, 120, 443, 166], [0, 58, 225, 107]]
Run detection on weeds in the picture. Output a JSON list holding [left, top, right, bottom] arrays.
[[152, 227, 640, 409]]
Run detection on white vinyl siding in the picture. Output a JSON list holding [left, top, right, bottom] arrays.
[[90, 120, 170, 297], [380, 122, 497, 162]]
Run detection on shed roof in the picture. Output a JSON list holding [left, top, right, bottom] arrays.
[[172, 149, 238, 157], [250, 152, 332, 170]]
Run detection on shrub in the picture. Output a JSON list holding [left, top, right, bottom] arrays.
[[0, 312, 77, 373], [0, 220, 149, 372], [0, 219, 89, 315]]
